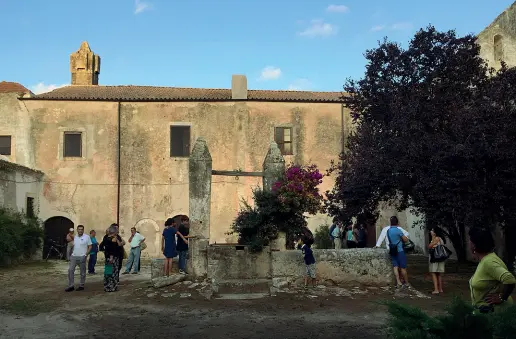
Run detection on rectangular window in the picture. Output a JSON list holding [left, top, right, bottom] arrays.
[[274, 127, 293, 155], [170, 126, 191, 157], [0, 135, 12, 155], [63, 132, 82, 157], [26, 197, 34, 218]]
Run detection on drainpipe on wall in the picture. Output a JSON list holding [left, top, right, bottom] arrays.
[[340, 104, 345, 155], [117, 101, 121, 225]]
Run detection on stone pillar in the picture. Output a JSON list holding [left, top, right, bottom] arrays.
[[262, 141, 285, 192], [263, 142, 286, 251], [189, 137, 212, 278]]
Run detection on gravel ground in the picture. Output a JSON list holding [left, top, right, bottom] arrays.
[[0, 259, 481, 339]]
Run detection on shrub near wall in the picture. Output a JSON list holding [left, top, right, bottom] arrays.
[[0, 207, 43, 266], [314, 224, 333, 249]]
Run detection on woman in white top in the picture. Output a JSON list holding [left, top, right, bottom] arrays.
[[428, 227, 446, 295]]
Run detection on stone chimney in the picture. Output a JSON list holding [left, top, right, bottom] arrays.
[[70, 41, 101, 85], [231, 75, 247, 100]]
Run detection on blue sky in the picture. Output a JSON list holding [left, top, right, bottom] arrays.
[[0, 0, 513, 94]]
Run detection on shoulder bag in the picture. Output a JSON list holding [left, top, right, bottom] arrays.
[[386, 228, 400, 256], [430, 239, 452, 263]]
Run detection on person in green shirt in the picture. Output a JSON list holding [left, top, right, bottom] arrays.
[[468, 227, 516, 313]]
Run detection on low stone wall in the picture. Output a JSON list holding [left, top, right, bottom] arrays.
[[272, 248, 393, 286], [208, 244, 271, 281]]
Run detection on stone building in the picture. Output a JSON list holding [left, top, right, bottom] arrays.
[[1, 5, 512, 259], [478, 1, 516, 70], [0, 42, 349, 257]]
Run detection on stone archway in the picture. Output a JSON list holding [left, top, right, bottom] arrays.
[[134, 218, 160, 258], [43, 216, 74, 259]]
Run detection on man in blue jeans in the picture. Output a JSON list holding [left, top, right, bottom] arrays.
[[123, 227, 145, 275], [177, 216, 191, 275]]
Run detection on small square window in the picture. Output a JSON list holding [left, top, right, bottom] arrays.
[[63, 133, 82, 157], [170, 126, 191, 157], [274, 127, 293, 155], [0, 136, 12, 155]]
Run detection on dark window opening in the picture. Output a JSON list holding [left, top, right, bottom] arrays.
[[26, 197, 34, 218], [63, 133, 82, 157], [0, 136, 12, 155], [170, 126, 191, 157], [274, 127, 293, 155]]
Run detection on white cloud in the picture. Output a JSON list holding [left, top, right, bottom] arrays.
[[370, 25, 386, 32], [134, 0, 151, 14], [30, 82, 67, 94], [370, 22, 412, 32], [287, 79, 312, 91], [298, 20, 338, 38], [391, 22, 413, 31], [326, 5, 349, 13], [259, 66, 282, 81]]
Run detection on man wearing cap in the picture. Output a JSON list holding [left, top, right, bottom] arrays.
[[65, 225, 92, 292], [66, 228, 75, 261]]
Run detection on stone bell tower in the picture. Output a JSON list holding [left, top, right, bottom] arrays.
[[70, 41, 100, 85]]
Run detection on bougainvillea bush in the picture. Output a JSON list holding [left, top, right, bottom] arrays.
[[230, 164, 325, 252]]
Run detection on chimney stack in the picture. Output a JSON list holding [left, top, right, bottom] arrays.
[[70, 41, 101, 85], [231, 75, 247, 100]]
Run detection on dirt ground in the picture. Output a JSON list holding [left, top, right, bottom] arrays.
[[0, 257, 489, 339]]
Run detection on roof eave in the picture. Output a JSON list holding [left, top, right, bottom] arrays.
[[19, 97, 345, 104]]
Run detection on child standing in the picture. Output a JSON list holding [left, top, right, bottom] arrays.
[[298, 238, 316, 288], [88, 230, 98, 274]]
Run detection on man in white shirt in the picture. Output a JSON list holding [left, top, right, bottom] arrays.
[[65, 225, 92, 292], [375, 221, 410, 249], [123, 227, 145, 275]]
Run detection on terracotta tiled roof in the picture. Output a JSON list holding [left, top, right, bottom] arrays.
[[24, 85, 345, 103], [0, 81, 32, 94]]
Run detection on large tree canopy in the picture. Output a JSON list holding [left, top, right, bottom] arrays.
[[326, 26, 516, 262]]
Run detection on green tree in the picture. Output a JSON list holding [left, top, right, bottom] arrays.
[[326, 26, 516, 263], [314, 224, 333, 249]]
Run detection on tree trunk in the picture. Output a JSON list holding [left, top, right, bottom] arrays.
[[448, 225, 467, 263]]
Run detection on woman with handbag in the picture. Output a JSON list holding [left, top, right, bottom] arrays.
[[428, 227, 448, 295], [103, 225, 123, 292]]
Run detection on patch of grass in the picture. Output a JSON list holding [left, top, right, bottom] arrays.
[[1, 298, 59, 316]]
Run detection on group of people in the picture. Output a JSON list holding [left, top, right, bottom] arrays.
[[162, 216, 191, 276], [299, 215, 515, 313], [329, 221, 367, 249], [375, 216, 515, 313], [65, 223, 146, 292]]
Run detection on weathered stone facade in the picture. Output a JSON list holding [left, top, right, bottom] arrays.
[[0, 43, 349, 258], [478, 2, 516, 70]]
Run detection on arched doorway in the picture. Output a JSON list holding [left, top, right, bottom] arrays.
[[43, 216, 74, 259]]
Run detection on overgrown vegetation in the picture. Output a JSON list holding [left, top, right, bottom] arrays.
[[385, 298, 516, 339], [230, 164, 325, 252], [326, 25, 516, 264], [0, 207, 43, 266], [314, 224, 333, 249]]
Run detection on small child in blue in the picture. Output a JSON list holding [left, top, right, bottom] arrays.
[[297, 237, 316, 288]]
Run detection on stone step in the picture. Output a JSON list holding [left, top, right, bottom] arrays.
[[212, 278, 271, 295]]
